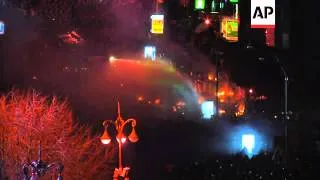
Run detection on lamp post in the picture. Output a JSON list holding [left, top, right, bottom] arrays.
[[212, 49, 224, 119], [22, 141, 64, 180], [100, 102, 139, 180], [258, 55, 289, 163], [274, 56, 289, 164]]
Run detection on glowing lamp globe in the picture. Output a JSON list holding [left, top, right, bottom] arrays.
[[116, 134, 127, 143], [100, 130, 111, 145], [128, 128, 139, 143]]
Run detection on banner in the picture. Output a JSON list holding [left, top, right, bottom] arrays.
[[220, 17, 238, 42], [151, 15, 164, 34]]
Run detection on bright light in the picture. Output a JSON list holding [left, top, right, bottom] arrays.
[[101, 139, 111, 145], [154, 98, 161, 104], [217, 91, 225, 97], [150, 15, 164, 34], [0, 21, 5, 35], [109, 56, 116, 62], [204, 19, 210, 25], [100, 130, 111, 145], [137, 96, 144, 101], [201, 101, 216, 119], [117, 137, 126, 144], [242, 134, 255, 154], [249, 88, 253, 94], [219, 109, 226, 114], [220, 17, 238, 42], [195, 0, 205, 9], [208, 73, 214, 81], [222, 125, 271, 158], [144, 46, 156, 61]]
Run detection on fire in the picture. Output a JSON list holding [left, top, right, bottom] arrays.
[[192, 71, 246, 117], [235, 103, 245, 117]]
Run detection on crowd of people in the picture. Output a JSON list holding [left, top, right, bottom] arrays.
[[162, 151, 317, 180]]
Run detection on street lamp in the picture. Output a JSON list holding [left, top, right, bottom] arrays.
[[258, 55, 289, 162], [100, 102, 139, 180], [211, 49, 224, 119], [22, 141, 64, 180]]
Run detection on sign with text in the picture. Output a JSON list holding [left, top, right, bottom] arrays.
[[0, 21, 5, 35], [151, 15, 164, 34], [221, 17, 239, 42], [251, 0, 275, 28]]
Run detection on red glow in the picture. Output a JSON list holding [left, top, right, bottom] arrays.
[[117, 137, 126, 144], [204, 19, 210, 25], [265, 28, 275, 47], [154, 98, 161, 104], [137, 96, 144, 101]]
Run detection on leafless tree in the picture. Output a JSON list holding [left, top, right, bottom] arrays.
[[0, 89, 114, 179]]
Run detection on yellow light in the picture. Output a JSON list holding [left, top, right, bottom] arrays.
[[235, 103, 245, 116], [219, 109, 226, 114], [208, 73, 214, 81], [151, 15, 164, 34], [217, 91, 225, 97]]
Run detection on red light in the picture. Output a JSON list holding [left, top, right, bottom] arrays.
[[204, 19, 210, 25]]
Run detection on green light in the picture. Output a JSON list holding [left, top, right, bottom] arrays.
[[211, 1, 217, 12], [195, 0, 206, 10], [219, 2, 224, 9], [230, 0, 238, 4]]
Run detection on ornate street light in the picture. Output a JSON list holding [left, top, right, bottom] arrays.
[[23, 142, 64, 180], [100, 102, 139, 180]]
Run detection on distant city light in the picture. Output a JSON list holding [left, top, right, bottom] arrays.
[[144, 46, 156, 61], [201, 101, 216, 119], [0, 21, 5, 35], [242, 134, 255, 157], [224, 125, 271, 158], [204, 18, 211, 25]]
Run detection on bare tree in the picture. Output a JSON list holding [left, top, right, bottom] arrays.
[[0, 89, 114, 179]]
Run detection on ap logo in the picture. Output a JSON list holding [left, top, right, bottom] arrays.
[[251, 0, 275, 28]]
